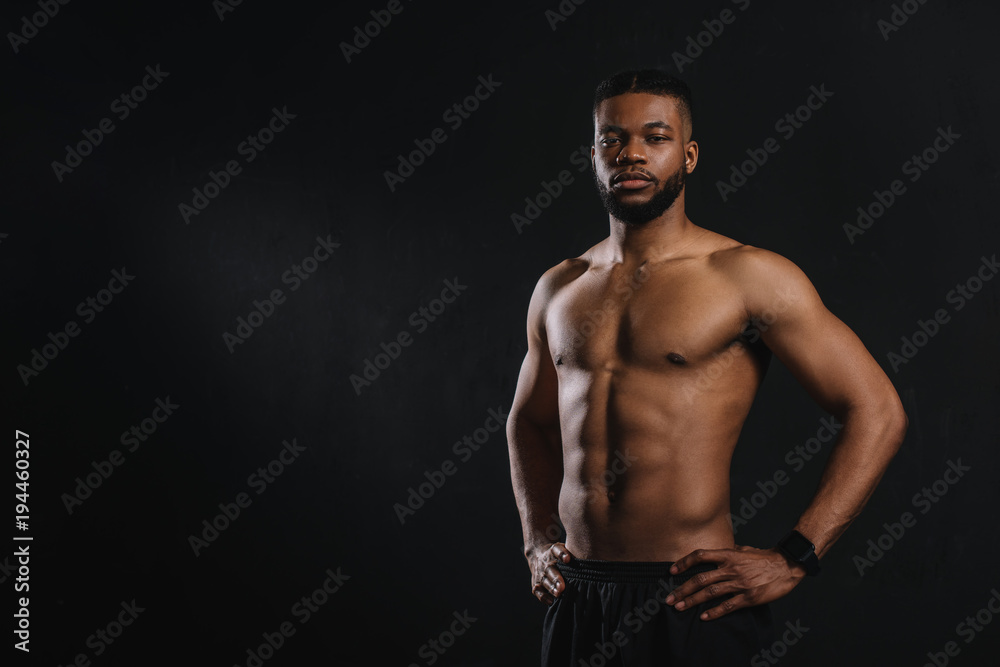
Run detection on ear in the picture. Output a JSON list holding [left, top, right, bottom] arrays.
[[684, 139, 699, 174]]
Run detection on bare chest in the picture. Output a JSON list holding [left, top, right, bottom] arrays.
[[545, 265, 750, 372]]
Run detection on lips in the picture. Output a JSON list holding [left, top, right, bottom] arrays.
[[613, 171, 652, 184], [612, 171, 654, 190]]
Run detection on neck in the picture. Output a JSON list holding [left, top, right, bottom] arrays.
[[607, 199, 700, 264]]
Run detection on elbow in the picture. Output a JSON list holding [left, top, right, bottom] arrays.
[[884, 397, 909, 456], [844, 391, 908, 457], [506, 409, 561, 455], [505, 409, 522, 444], [506, 410, 531, 451]]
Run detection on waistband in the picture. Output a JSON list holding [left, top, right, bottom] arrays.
[[557, 558, 718, 584]]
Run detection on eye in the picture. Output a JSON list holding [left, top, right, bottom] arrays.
[[601, 137, 620, 146], [649, 135, 669, 142]]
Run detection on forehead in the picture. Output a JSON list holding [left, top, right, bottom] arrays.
[[594, 92, 682, 130]]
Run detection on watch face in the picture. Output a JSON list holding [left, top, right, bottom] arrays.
[[782, 533, 814, 560]]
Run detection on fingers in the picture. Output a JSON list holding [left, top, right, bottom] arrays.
[[532, 545, 571, 605], [530, 542, 577, 605], [665, 566, 728, 607], [532, 583, 555, 606], [549, 542, 573, 563], [669, 574, 741, 612], [542, 564, 565, 595], [532, 570, 564, 605], [669, 547, 726, 575], [696, 592, 750, 621]]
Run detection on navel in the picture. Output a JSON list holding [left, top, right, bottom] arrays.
[[555, 355, 563, 366], [666, 352, 686, 365]]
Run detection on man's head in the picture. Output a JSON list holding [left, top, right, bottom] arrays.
[[590, 70, 698, 226], [593, 70, 694, 142]]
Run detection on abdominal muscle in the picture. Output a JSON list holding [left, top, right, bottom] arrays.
[[557, 365, 757, 561]]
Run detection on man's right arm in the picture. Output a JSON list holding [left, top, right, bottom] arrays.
[[507, 266, 569, 604]]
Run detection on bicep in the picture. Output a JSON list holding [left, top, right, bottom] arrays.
[[510, 278, 561, 431], [763, 304, 894, 416], [748, 255, 898, 417], [510, 333, 560, 430]]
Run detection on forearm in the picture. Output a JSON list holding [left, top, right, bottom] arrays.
[[507, 415, 564, 558], [792, 402, 908, 559]]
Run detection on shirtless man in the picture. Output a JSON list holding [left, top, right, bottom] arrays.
[[506, 70, 908, 665]]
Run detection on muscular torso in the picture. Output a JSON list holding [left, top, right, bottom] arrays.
[[546, 233, 770, 560]]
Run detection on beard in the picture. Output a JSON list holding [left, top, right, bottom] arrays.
[[593, 162, 687, 226]]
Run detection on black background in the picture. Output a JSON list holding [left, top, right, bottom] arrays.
[[5, 0, 1000, 665]]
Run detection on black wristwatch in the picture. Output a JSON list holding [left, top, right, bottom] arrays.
[[775, 530, 821, 576]]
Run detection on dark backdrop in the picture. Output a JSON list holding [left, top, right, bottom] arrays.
[[5, 0, 1000, 665]]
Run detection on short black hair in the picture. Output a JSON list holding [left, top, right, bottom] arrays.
[[593, 69, 694, 139]]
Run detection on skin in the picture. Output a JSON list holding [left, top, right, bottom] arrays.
[[506, 91, 908, 621]]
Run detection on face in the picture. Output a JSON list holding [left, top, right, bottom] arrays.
[[591, 92, 697, 226]]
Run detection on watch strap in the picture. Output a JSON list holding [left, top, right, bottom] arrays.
[[776, 529, 821, 576]]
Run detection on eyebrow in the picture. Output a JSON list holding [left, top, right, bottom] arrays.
[[598, 120, 674, 134]]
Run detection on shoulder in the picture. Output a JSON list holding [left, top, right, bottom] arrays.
[[523, 253, 592, 335], [530, 240, 604, 303], [708, 243, 824, 315], [710, 243, 806, 280], [536, 256, 590, 296]]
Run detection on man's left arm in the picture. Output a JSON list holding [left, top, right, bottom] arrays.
[[666, 248, 908, 620]]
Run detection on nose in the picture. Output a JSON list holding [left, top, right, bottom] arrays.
[[615, 137, 646, 165]]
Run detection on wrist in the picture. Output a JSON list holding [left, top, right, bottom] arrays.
[[774, 549, 809, 579], [524, 541, 554, 560], [775, 529, 821, 576]]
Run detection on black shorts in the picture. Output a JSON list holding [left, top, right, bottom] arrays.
[[541, 558, 774, 666]]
